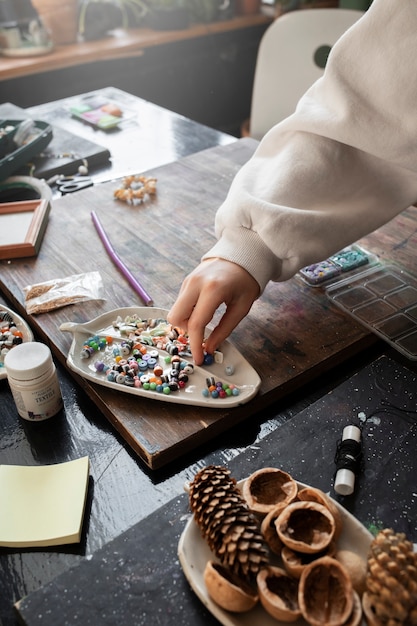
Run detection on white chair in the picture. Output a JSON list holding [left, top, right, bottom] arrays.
[[247, 8, 364, 140]]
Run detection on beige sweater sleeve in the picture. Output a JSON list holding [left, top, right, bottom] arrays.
[[203, 0, 417, 291]]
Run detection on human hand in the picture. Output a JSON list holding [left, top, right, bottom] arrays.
[[167, 258, 260, 365]]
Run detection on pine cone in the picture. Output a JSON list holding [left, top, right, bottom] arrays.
[[362, 528, 417, 626], [188, 465, 269, 584]]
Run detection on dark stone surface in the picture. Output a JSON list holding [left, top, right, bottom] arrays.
[[14, 355, 417, 625]]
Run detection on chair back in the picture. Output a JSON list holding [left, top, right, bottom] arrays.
[[249, 8, 364, 139]]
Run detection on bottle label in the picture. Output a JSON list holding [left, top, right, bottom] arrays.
[[9, 379, 63, 421]]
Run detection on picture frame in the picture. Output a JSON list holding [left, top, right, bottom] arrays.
[[0, 198, 50, 259]]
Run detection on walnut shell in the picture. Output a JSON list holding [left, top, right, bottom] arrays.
[[276, 500, 336, 554], [242, 467, 298, 515], [344, 591, 363, 626], [203, 561, 259, 613], [257, 565, 301, 622], [297, 486, 343, 539], [298, 556, 354, 626], [260, 502, 287, 555], [335, 549, 367, 597], [281, 540, 337, 578], [361, 592, 381, 626]]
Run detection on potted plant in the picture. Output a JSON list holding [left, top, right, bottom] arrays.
[[78, 0, 148, 40], [145, 0, 189, 30], [30, 0, 80, 44], [235, 0, 261, 15], [0, 0, 52, 54], [186, 0, 234, 23]]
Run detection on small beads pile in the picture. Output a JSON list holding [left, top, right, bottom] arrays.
[[83, 334, 194, 395], [79, 314, 238, 400], [203, 377, 240, 399], [113, 175, 157, 206], [0, 311, 24, 366]]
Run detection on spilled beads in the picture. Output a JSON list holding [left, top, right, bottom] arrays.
[[0, 311, 25, 367], [203, 377, 240, 399]]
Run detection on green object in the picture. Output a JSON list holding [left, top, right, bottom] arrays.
[[0, 119, 52, 183], [314, 44, 331, 69], [339, 0, 372, 9]]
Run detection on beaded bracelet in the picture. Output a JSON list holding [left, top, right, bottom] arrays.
[[113, 175, 157, 205]]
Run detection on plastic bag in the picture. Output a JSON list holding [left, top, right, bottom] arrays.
[[24, 271, 104, 314]]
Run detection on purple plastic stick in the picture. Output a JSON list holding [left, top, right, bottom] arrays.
[[91, 210, 153, 306]]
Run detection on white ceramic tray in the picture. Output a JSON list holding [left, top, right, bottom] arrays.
[[61, 307, 261, 408], [0, 304, 34, 380], [178, 478, 373, 626]]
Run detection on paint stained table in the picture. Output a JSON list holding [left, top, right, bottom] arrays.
[[13, 354, 417, 625], [1, 137, 417, 469]]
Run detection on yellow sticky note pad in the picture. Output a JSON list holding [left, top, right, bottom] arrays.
[[0, 456, 89, 548]]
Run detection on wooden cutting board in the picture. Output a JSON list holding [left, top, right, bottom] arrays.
[[1, 137, 414, 469]]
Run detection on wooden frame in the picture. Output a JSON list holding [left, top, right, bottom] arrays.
[[0, 199, 50, 259]]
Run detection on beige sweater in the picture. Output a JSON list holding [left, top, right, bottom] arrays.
[[203, 0, 417, 292]]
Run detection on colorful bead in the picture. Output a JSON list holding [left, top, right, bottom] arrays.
[[203, 353, 214, 365], [84, 314, 241, 400], [153, 365, 163, 377]]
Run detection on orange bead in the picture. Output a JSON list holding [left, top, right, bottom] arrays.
[[153, 365, 163, 377]]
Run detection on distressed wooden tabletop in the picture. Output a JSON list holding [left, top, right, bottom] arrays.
[[0, 137, 401, 468]]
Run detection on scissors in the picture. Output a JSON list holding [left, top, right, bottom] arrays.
[[55, 175, 93, 194]]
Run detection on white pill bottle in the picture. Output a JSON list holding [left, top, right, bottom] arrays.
[[4, 342, 63, 421]]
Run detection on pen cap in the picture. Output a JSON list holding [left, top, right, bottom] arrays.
[[334, 469, 355, 496], [342, 425, 361, 443], [334, 424, 361, 496]]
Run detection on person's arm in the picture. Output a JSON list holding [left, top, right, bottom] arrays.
[[169, 0, 417, 364]]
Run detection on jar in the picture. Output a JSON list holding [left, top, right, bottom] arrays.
[[4, 342, 63, 421]]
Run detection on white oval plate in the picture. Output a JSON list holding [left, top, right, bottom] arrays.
[[0, 304, 34, 380], [61, 307, 261, 408], [178, 478, 373, 626]]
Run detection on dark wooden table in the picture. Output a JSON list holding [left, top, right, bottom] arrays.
[[1, 88, 416, 626], [0, 137, 382, 470]]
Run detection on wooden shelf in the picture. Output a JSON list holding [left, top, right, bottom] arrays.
[[0, 13, 272, 82]]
